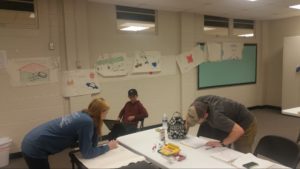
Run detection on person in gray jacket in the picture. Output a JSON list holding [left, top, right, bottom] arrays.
[[185, 95, 257, 153]]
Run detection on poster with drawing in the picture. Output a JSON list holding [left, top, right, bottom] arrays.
[[95, 53, 129, 77], [222, 42, 244, 60], [176, 45, 207, 73], [62, 69, 100, 97], [0, 50, 7, 69], [132, 51, 161, 73], [6, 57, 59, 86]]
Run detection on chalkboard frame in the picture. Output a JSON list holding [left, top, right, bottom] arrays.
[[197, 43, 257, 89]]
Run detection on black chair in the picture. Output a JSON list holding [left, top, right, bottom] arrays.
[[297, 130, 300, 144], [139, 119, 144, 129], [254, 135, 300, 169]]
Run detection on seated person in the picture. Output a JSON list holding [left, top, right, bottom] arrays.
[[118, 88, 149, 132]]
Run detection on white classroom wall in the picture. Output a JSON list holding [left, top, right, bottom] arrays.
[[0, 0, 297, 153]]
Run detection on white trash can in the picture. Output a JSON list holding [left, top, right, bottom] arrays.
[[0, 137, 12, 168]]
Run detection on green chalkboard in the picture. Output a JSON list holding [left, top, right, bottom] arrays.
[[198, 44, 257, 89]]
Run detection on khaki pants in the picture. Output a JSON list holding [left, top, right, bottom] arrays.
[[234, 120, 257, 153]]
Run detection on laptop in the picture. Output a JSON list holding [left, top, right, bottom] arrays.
[[103, 119, 120, 130]]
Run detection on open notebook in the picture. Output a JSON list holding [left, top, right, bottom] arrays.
[[75, 145, 145, 168]]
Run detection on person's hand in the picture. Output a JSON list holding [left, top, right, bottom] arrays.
[[127, 116, 135, 121], [205, 140, 222, 147], [108, 140, 118, 150]]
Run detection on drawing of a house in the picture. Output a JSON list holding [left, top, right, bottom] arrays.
[[19, 63, 50, 83]]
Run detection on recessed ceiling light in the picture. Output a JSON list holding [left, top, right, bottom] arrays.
[[248, 0, 257, 2], [238, 33, 254, 37], [120, 26, 150, 31], [289, 4, 300, 10]]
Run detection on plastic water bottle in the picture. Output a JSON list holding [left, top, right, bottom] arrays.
[[160, 113, 168, 144]]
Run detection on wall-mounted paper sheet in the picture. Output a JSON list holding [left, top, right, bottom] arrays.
[[176, 45, 207, 73], [95, 53, 129, 77], [6, 57, 59, 86], [207, 42, 222, 62], [132, 51, 161, 73], [222, 42, 244, 60], [62, 69, 100, 97]]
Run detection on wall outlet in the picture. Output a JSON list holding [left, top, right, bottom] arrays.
[[49, 42, 55, 50]]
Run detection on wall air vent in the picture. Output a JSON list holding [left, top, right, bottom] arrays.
[[0, 0, 34, 12]]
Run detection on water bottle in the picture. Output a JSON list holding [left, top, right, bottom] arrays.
[[160, 113, 168, 144]]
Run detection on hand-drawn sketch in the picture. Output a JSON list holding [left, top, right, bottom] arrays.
[[95, 53, 129, 77], [62, 69, 100, 97], [176, 45, 207, 73], [6, 57, 59, 86], [132, 51, 161, 73], [222, 42, 244, 60]]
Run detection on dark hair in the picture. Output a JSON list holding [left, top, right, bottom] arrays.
[[128, 88, 138, 96], [192, 101, 208, 118]]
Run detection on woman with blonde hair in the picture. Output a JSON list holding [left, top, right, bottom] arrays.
[[22, 98, 118, 169]]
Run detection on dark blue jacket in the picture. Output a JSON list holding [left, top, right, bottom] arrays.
[[22, 112, 109, 159]]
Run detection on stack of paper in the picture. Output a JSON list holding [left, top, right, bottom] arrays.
[[75, 145, 145, 168], [231, 153, 273, 169], [211, 149, 243, 162]]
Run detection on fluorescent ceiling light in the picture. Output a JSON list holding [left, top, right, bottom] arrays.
[[238, 33, 254, 37], [204, 27, 216, 31], [289, 4, 300, 10], [120, 26, 150, 31], [248, 0, 257, 1]]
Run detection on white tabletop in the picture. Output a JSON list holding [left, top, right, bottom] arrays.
[[118, 128, 237, 168], [282, 107, 300, 117], [117, 128, 290, 169]]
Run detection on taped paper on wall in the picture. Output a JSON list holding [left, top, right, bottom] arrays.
[[6, 57, 59, 86], [95, 53, 129, 77], [62, 69, 100, 97], [132, 51, 161, 73]]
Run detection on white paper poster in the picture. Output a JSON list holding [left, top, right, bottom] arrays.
[[95, 53, 129, 77], [207, 42, 222, 62], [6, 57, 59, 86], [176, 45, 207, 73], [62, 69, 100, 97], [0, 50, 7, 69], [222, 42, 244, 60], [132, 51, 161, 73]]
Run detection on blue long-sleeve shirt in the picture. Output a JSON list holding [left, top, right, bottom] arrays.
[[21, 112, 109, 159]]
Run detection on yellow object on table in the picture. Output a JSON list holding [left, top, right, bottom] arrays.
[[158, 143, 180, 156]]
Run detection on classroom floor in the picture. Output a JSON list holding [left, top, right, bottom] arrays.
[[5, 109, 300, 169]]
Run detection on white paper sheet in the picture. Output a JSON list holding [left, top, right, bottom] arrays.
[[176, 45, 207, 73], [207, 42, 222, 62], [132, 51, 161, 73], [95, 53, 129, 77], [180, 136, 216, 149], [75, 145, 145, 168], [231, 153, 273, 169], [211, 149, 243, 162], [6, 57, 59, 86], [222, 42, 244, 60], [62, 69, 100, 97]]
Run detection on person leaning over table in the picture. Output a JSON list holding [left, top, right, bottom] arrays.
[[21, 98, 118, 169], [185, 95, 257, 153]]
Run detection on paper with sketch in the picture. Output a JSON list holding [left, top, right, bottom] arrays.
[[180, 136, 212, 148], [176, 45, 207, 73], [62, 69, 100, 97], [222, 42, 244, 60], [95, 53, 129, 77], [132, 51, 161, 73], [6, 57, 59, 86], [231, 153, 273, 169], [207, 42, 222, 62], [0, 50, 7, 69], [211, 149, 243, 162], [75, 145, 145, 168]]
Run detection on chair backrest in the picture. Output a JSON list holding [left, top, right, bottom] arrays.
[[254, 135, 300, 169]]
